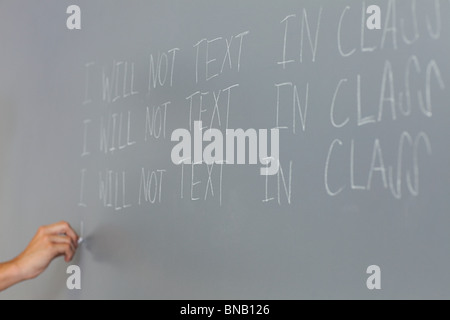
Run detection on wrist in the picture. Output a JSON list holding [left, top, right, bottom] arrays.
[[9, 258, 27, 282], [0, 260, 24, 292]]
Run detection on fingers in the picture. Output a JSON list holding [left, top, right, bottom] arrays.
[[43, 221, 79, 246], [48, 235, 76, 252], [51, 243, 76, 263]]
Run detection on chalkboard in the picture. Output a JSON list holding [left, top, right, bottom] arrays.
[[1, 0, 450, 299]]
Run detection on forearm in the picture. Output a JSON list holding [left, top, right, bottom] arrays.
[[0, 260, 24, 292], [0, 222, 78, 292]]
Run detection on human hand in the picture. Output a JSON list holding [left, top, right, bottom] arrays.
[[13, 221, 79, 281]]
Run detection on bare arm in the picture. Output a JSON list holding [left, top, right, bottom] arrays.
[[0, 221, 79, 292], [0, 261, 21, 292]]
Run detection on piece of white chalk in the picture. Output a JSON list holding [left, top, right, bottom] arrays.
[[78, 220, 84, 245]]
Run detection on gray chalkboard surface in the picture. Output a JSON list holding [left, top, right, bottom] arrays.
[[1, 0, 450, 299]]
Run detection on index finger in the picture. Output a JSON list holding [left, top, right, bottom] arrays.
[[44, 221, 79, 243]]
